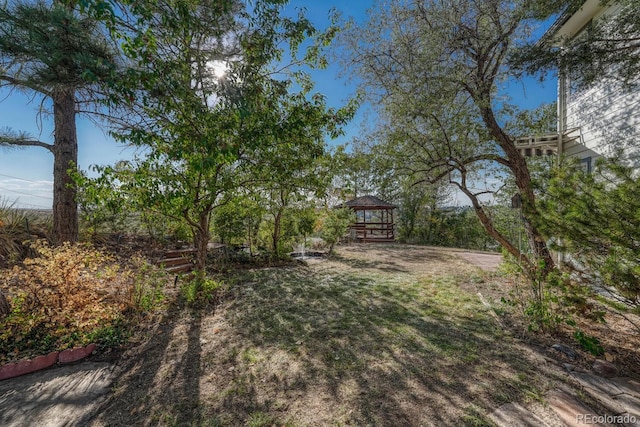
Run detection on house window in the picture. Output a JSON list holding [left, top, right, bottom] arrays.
[[580, 157, 592, 173]]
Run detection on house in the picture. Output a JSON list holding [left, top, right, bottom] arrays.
[[515, 0, 640, 170]]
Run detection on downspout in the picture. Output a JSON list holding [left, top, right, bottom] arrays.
[[558, 64, 566, 161], [557, 58, 567, 267]]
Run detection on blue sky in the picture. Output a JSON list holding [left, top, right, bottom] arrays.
[[0, 1, 555, 209]]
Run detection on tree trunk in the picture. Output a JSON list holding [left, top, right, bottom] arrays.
[[272, 207, 283, 257], [52, 88, 78, 245], [479, 105, 555, 276], [271, 190, 288, 258], [193, 212, 211, 273], [463, 186, 534, 271]]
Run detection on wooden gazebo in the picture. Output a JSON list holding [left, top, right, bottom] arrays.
[[342, 195, 396, 243]]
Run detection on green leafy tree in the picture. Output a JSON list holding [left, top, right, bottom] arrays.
[[73, 166, 130, 239], [294, 207, 317, 245], [321, 207, 355, 255], [512, 0, 640, 89], [86, 0, 353, 274], [213, 194, 264, 254], [0, 0, 115, 244], [340, 0, 556, 278], [332, 145, 379, 200], [252, 115, 338, 258]]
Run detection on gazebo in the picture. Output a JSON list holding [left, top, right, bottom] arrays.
[[342, 195, 396, 243]]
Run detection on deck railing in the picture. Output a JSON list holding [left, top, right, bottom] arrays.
[[349, 222, 395, 242]]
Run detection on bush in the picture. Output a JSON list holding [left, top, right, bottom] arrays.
[[501, 253, 605, 335], [320, 207, 355, 254], [128, 255, 168, 311], [181, 276, 224, 306], [0, 240, 168, 362], [574, 330, 604, 356], [537, 156, 640, 304]]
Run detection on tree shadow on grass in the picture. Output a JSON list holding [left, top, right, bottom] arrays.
[[329, 252, 410, 273], [206, 265, 541, 426], [87, 255, 542, 426], [89, 299, 207, 426]]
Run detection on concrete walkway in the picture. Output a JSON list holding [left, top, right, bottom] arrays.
[[491, 372, 640, 427], [490, 370, 640, 426], [0, 361, 115, 427]]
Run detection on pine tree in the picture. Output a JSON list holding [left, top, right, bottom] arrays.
[[0, 1, 115, 244]]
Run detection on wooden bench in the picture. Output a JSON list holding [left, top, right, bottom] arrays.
[[157, 248, 196, 274]]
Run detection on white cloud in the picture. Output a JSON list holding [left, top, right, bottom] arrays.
[[0, 178, 53, 209]]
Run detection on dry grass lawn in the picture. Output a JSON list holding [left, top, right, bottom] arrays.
[[88, 244, 637, 426]]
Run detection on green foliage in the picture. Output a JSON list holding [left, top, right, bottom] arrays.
[[339, 0, 555, 276], [260, 202, 319, 257], [0, 1, 118, 244], [401, 207, 498, 251], [461, 405, 494, 427], [500, 259, 598, 334], [130, 257, 168, 311], [332, 146, 379, 199], [87, 320, 131, 350], [245, 412, 284, 427], [524, 269, 569, 333], [142, 212, 192, 245], [84, 0, 353, 270], [0, 2, 115, 87], [181, 276, 223, 306], [294, 207, 316, 239], [574, 330, 604, 357], [537, 157, 640, 304], [73, 167, 131, 238], [512, 0, 640, 89], [321, 207, 355, 255], [215, 200, 251, 246]]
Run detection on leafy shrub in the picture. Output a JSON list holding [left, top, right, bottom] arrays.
[[400, 206, 499, 251], [320, 207, 355, 254], [128, 255, 168, 311], [213, 197, 264, 250], [0, 240, 168, 361], [74, 167, 131, 239], [181, 276, 224, 306], [574, 330, 604, 356], [500, 257, 601, 333]]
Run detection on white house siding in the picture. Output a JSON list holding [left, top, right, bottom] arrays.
[[563, 75, 640, 165], [558, 1, 640, 167]]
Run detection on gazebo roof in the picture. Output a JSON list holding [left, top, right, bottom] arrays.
[[343, 195, 396, 209]]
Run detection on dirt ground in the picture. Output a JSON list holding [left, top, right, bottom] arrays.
[[3, 244, 639, 426]]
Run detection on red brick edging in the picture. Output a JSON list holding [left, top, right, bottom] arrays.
[[0, 343, 96, 381]]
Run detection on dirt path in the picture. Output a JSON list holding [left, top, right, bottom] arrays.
[[453, 250, 502, 271]]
